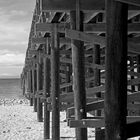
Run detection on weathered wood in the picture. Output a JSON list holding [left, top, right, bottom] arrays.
[[67, 100, 104, 118], [128, 11, 140, 20], [128, 77, 140, 85], [127, 71, 140, 77], [44, 38, 51, 139], [40, 0, 105, 11], [65, 29, 105, 46], [51, 24, 60, 140], [127, 91, 140, 102], [93, 44, 102, 140], [67, 91, 140, 117], [29, 70, 33, 106], [84, 12, 100, 23], [37, 52, 43, 122], [69, 116, 140, 128], [66, 29, 140, 54], [32, 37, 47, 44], [70, 119, 104, 128], [36, 22, 140, 34], [70, 9, 87, 140], [116, 0, 140, 7], [60, 82, 72, 89], [105, 1, 128, 140], [40, 0, 140, 11], [59, 85, 105, 103], [78, 121, 140, 138], [127, 103, 140, 110], [32, 37, 71, 47], [32, 68, 37, 112]]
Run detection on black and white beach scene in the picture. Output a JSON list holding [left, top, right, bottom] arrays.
[[1, 0, 140, 140]]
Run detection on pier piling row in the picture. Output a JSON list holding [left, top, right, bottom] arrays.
[[21, 0, 140, 140]]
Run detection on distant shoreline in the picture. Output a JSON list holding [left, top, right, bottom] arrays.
[[0, 78, 20, 80]]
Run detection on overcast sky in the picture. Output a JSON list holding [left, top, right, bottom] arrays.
[[0, 0, 35, 78]]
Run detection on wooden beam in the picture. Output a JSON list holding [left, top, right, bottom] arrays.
[[129, 36, 140, 44], [128, 11, 140, 20], [69, 117, 140, 128], [36, 23, 140, 33], [28, 50, 38, 55], [32, 37, 46, 44], [40, 0, 140, 11], [84, 12, 100, 23], [60, 82, 72, 89], [59, 85, 105, 103], [32, 37, 71, 47], [116, 0, 140, 7], [128, 78, 140, 85], [40, 0, 105, 11], [67, 91, 140, 117], [66, 29, 140, 54], [35, 23, 68, 33], [127, 103, 140, 110], [127, 71, 140, 77], [128, 91, 140, 102], [66, 29, 105, 46], [70, 119, 104, 128]]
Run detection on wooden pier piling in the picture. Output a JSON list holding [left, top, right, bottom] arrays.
[[51, 24, 60, 140], [44, 38, 51, 139], [105, 0, 128, 139], [37, 51, 43, 122], [70, 8, 87, 140]]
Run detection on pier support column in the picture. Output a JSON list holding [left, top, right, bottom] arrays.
[[51, 24, 60, 140], [37, 52, 43, 122], [44, 38, 51, 139], [70, 1, 87, 139], [29, 70, 33, 106], [94, 44, 102, 140], [32, 65, 37, 112], [105, 0, 128, 140]]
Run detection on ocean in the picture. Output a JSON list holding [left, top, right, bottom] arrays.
[[0, 79, 22, 99]]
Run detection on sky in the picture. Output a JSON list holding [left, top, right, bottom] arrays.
[[0, 0, 35, 78]]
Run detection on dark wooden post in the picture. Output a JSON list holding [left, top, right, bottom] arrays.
[[51, 24, 60, 140], [44, 38, 51, 139], [65, 63, 72, 92], [32, 65, 37, 112], [29, 70, 33, 106], [105, 0, 128, 140], [130, 57, 135, 92], [137, 55, 140, 115], [22, 75, 25, 96], [94, 44, 102, 140], [37, 52, 43, 122], [137, 55, 140, 91], [70, 1, 87, 139], [27, 70, 31, 100]]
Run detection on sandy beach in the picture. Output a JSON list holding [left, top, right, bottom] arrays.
[[0, 98, 96, 140]]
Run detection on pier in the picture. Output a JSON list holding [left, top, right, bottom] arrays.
[[21, 0, 140, 139]]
